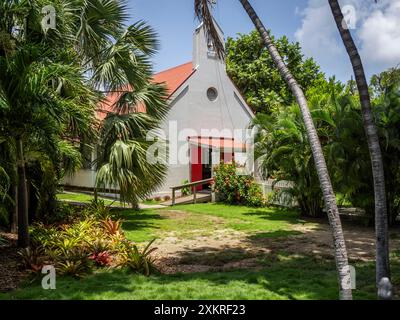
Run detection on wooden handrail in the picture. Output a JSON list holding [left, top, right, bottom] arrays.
[[170, 178, 214, 206], [170, 178, 214, 191]]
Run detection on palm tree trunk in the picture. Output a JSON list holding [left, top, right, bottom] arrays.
[[328, 0, 390, 298], [16, 138, 29, 248], [10, 185, 18, 234], [239, 0, 352, 299]]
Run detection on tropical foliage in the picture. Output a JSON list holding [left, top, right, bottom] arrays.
[[253, 70, 400, 223], [226, 31, 324, 114], [253, 79, 370, 217], [372, 68, 400, 225], [0, 0, 169, 245], [213, 162, 265, 207], [26, 202, 158, 277]]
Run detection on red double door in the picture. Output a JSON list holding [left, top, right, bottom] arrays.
[[190, 145, 234, 191]]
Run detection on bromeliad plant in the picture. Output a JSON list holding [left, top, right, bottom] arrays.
[[26, 202, 158, 277], [119, 238, 158, 276]]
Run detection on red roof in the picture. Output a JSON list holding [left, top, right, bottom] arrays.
[[152, 62, 194, 97], [96, 62, 195, 121]]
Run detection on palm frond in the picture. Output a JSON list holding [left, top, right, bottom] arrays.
[[194, 0, 225, 59]]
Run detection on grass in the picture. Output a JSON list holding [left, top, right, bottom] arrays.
[[56, 192, 163, 207], [1, 252, 390, 300], [141, 199, 164, 205], [57, 192, 119, 206], [2, 203, 397, 300], [121, 210, 219, 242], [120, 204, 308, 243], [179, 203, 307, 233]]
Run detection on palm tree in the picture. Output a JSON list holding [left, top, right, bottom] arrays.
[[0, 42, 98, 247], [95, 82, 169, 208], [1, 0, 169, 243], [327, 0, 391, 298], [195, 0, 352, 299]]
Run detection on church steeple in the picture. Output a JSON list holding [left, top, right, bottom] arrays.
[[193, 19, 225, 69]]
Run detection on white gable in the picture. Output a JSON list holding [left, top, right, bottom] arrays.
[[155, 21, 255, 191], [164, 21, 254, 137]]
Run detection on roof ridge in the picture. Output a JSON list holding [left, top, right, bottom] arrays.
[[154, 61, 193, 76]]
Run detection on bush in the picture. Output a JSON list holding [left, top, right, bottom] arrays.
[[213, 162, 265, 207], [0, 235, 7, 246], [81, 199, 118, 221], [26, 203, 158, 277], [119, 239, 158, 276], [181, 180, 191, 196], [163, 195, 171, 201], [43, 202, 78, 225]]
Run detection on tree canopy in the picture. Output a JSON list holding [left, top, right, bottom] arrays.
[[226, 30, 324, 114]]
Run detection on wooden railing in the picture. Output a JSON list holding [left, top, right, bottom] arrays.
[[170, 178, 214, 206]]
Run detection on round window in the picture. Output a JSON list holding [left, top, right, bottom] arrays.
[[207, 87, 218, 101]]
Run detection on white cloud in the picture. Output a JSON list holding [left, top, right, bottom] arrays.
[[294, 0, 400, 81], [358, 1, 400, 68]]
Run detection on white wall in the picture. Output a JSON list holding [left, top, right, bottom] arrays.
[[155, 22, 254, 192], [63, 169, 97, 189]]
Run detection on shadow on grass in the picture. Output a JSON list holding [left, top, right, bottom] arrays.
[[241, 208, 305, 225], [120, 211, 166, 232], [247, 230, 303, 239], [2, 251, 383, 300]]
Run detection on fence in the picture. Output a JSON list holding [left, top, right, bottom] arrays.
[[257, 179, 297, 207]]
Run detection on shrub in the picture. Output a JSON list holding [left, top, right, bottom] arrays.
[[87, 239, 111, 255], [245, 183, 265, 207], [101, 219, 123, 237], [81, 199, 117, 220], [0, 235, 6, 246], [154, 196, 162, 202], [180, 180, 191, 196], [163, 195, 171, 201], [44, 202, 78, 225], [18, 247, 46, 273], [119, 239, 158, 276], [89, 251, 112, 267], [213, 162, 265, 207], [26, 202, 159, 278], [56, 259, 92, 278]]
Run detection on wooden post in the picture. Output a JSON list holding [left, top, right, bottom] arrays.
[[172, 189, 175, 206], [193, 186, 197, 204]]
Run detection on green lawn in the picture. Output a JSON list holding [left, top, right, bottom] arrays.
[[57, 192, 163, 207], [1, 255, 381, 300], [2, 203, 398, 300], [57, 192, 119, 205], [121, 204, 308, 242]]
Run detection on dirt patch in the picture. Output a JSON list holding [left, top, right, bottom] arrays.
[[154, 219, 400, 274], [254, 222, 400, 263], [160, 210, 190, 220], [0, 231, 27, 292]]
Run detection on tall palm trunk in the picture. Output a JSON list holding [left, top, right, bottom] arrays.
[[328, 0, 390, 298], [16, 138, 29, 248], [10, 185, 18, 233], [239, 0, 352, 299]]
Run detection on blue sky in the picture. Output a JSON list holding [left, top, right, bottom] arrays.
[[127, 0, 400, 82]]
